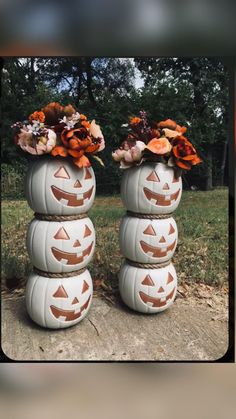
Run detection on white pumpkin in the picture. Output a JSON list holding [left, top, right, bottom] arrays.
[[119, 216, 178, 263], [27, 218, 95, 273], [119, 261, 177, 313], [25, 158, 96, 215], [26, 269, 93, 329], [121, 162, 182, 214]]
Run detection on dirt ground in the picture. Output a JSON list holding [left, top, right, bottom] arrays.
[[1, 282, 228, 361]]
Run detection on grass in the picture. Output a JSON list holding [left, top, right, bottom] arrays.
[[1, 189, 228, 293]]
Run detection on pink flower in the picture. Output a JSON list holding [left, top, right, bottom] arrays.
[[112, 148, 126, 161], [112, 140, 146, 169], [16, 128, 57, 155]]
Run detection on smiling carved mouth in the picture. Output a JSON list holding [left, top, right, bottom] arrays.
[[139, 287, 176, 308], [51, 185, 94, 207], [140, 240, 176, 258], [143, 188, 180, 206], [51, 242, 94, 265], [50, 295, 91, 321]]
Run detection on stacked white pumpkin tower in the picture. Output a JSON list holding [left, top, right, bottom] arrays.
[[119, 162, 182, 313], [25, 158, 96, 329]]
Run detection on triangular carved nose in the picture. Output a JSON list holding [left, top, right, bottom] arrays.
[[159, 236, 166, 243], [73, 240, 81, 247], [158, 286, 164, 292], [163, 183, 170, 190], [72, 297, 79, 305], [74, 180, 82, 188]]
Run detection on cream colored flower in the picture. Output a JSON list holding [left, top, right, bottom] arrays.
[[162, 128, 181, 139], [89, 120, 105, 151]]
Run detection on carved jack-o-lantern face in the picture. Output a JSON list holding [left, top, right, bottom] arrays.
[[138, 271, 176, 309], [25, 158, 96, 215], [121, 163, 182, 215], [143, 169, 181, 207], [119, 262, 177, 313], [26, 270, 93, 328], [51, 165, 94, 208], [50, 280, 91, 322], [119, 216, 178, 263], [27, 218, 95, 273]]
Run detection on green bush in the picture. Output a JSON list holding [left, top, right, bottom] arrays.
[[1, 162, 27, 200]]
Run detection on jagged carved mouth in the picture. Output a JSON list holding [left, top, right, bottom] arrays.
[[51, 242, 94, 265], [51, 185, 94, 207], [143, 188, 180, 206], [139, 287, 176, 308], [140, 240, 176, 258], [50, 295, 91, 321]]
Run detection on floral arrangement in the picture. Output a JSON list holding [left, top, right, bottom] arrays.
[[12, 102, 105, 168], [112, 111, 201, 171]]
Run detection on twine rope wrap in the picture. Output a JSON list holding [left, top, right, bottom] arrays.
[[126, 259, 171, 269], [33, 267, 87, 278], [34, 213, 88, 221], [126, 211, 173, 220]]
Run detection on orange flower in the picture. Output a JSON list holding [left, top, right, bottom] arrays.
[[172, 136, 202, 170], [64, 104, 76, 116], [80, 114, 87, 121], [176, 124, 187, 134], [151, 128, 161, 139], [158, 119, 177, 130], [146, 137, 172, 155], [29, 111, 45, 123], [130, 117, 142, 125], [51, 146, 68, 157], [81, 120, 91, 129], [41, 102, 65, 126], [51, 127, 101, 167]]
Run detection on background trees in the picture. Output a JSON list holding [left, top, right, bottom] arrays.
[[1, 57, 229, 195]]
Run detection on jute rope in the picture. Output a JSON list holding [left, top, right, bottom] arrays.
[[33, 267, 87, 278], [126, 211, 173, 220], [34, 213, 88, 221], [126, 259, 171, 269]]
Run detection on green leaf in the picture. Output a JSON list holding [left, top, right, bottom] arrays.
[[92, 155, 105, 167]]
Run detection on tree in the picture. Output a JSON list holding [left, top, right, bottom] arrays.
[[135, 58, 229, 189], [1, 58, 63, 163], [1, 58, 136, 194]]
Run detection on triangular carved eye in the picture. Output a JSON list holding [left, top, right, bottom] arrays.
[[84, 225, 92, 238], [141, 275, 155, 286], [54, 227, 70, 240], [146, 171, 160, 182], [143, 225, 156, 236], [53, 285, 68, 298], [82, 280, 90, 293], [54, 166, 70, 179], [168, 224, 175, 235], [167, 272, 174, 284], [85, 167, 92, 179]]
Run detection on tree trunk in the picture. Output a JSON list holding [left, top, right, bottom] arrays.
[[218, 138, 228, 186], [76, 58, 83, 107], [85, 58, 96, 105], [0, 58, 4, 96], [29, 58, 36, 94], [204, 149, 213, 190]]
